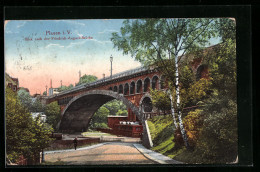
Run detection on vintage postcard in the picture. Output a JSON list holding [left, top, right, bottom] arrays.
[[4, 18, 240, 166]]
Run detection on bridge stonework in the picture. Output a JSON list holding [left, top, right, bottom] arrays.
[[46, 67, 164, 148]]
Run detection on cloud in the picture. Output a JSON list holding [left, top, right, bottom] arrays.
[[17, 21, 27, 28], [61, 20, 86, 26], [66, 40, 87, 48], [45, 43, 64, 49], [89, 39, 112, 45], [98, 29, 118, 34]]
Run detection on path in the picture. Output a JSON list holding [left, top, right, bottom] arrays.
[[44, 142, 156, 165]]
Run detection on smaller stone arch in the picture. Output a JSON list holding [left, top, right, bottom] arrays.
[[119, 84, 123, 94], [124, 83, 129, 95], [139, 94, 153, 113], [130, 81, 135, 95], [152, 75, 159, 90], [136, 79, 143, 93], [196, 64, 209, 81], [113, 85, 118, 92], [143, 77, 151, 92], [159, 75, 166, 89]]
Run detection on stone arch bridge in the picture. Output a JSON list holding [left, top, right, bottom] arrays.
[[46, 67, 167, 147]]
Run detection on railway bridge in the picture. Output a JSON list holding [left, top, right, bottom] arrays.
[[46, 66, 167, 148]]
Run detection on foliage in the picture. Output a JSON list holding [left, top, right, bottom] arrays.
[[5, 87, 53, 164], [88, 100, 128, 130], [196, 99, 237, 163], [147, 115, 176, 156], [43, 91, 47, 96], [116, 109, 128, 116], [76, 74, 98, 86], [57, 84, 74, 92], [17, 89, 32, 111], [111, 18, 218, 81], [89, 106, 110, 129], [31, 98, 45, 112], [111, 18, 219, 148], [103, 99, 128, 116], [182, 109, 204, 148], [150, 89, 171, 114], [45, 101, 60, 130]]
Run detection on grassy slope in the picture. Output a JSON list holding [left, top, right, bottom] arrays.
[[147, 115, 210, 164], [147, 115, 179, 159]]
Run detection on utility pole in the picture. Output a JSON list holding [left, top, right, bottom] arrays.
[[45, 85, 48, 96], [60, 80, 62, 87], [79, 70, 81, 82], [110, 55, 113, 77]]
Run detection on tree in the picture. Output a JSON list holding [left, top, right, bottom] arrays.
[[31, 98, 45, 112], [43, 91, 47, 96], [111, 18, 218, 148], [45, 101, 60, 131], [5, 87, 53, 164], [89, 106, 110, 129], [150, 89, 171, 115], [103, 99, 128, 116], [57, 84, 74, 92], [17, 89, 32, 111], [76, 74, 98, 86]]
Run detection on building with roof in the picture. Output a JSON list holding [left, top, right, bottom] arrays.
[[5, 73, 19, 92]]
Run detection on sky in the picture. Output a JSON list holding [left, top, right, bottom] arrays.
[[4, 19, 221, 95], [4, 19, 142, 95]]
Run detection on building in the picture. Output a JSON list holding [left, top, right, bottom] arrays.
[[5, 73, 19, 92], [106, 110, 143, 138], [48, 88, 60, 96], [31, 112, 46, 123]]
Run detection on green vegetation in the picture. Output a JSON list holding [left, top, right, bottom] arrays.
[[88, 99, 128, 130], [44, 101, 61, 131], [57, 84, 74, 92], [6, 87, 54, 164], [76, 74, 98, 86], [148, 115, 176, 157], [114, 18, 237, 164]]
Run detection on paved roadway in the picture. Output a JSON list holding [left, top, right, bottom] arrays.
[[44, 142, 157, 165]]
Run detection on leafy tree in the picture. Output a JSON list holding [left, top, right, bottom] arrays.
[[5, 87, 53, 164], [57, 84, 74, 92], [31, 98, 45, 112], [88, 100, 128, 130], [150, 89, 171, 115], [76, 74, 98, 86], [111, 18, 218, 148], [45, 101, 60, 131], [89, 106, 110, 129], [17, 89, 32, 111], [43, 91, 47, 96], [103, 99, 127, 116], [116, 109, 128, 116], [196, 38, 237, 162]]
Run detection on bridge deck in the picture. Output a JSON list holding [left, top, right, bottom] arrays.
[[48, 66, 149, 98]]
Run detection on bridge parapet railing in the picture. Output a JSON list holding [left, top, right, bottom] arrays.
[[142, 106, 200, 120], [48, 66, 148, 98]]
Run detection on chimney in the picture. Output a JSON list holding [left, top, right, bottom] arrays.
[[50, 79, 52, 88], [103, 73, 105, 78]]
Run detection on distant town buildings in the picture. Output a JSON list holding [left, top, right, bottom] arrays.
[[48, 79, 60, 96], [48, 88, 60, 96], [5, 73, 19, 92], [31, 112, 46, 123]]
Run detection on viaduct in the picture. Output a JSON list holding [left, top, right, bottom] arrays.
[[46, 66, 167, 148]]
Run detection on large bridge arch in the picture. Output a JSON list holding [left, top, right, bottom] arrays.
[[58, 90, 143, 133]]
